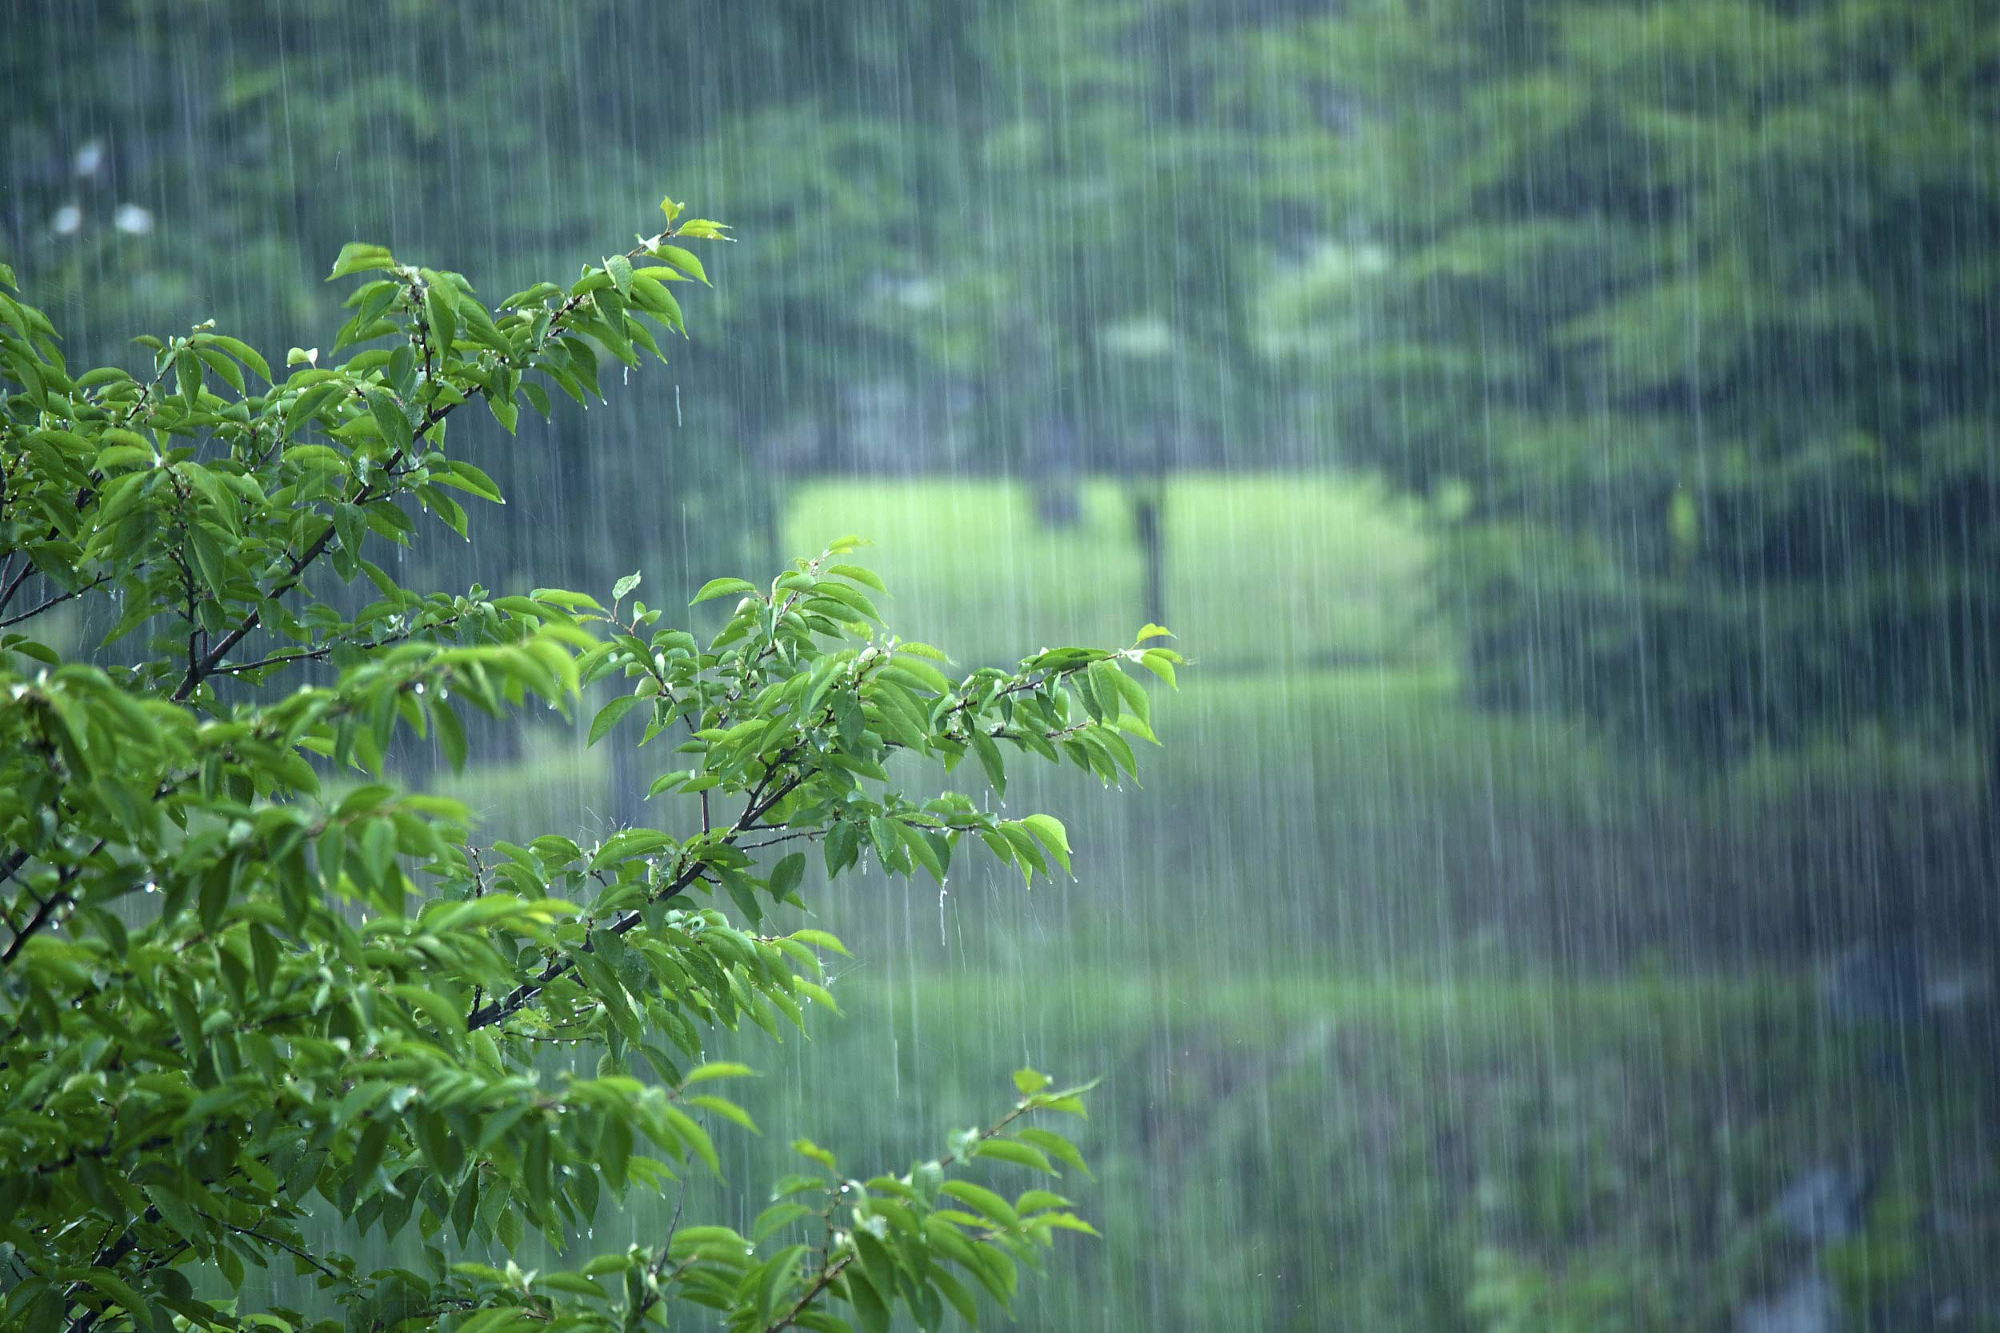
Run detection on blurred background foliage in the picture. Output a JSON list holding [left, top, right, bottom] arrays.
[[7, 0, 1999, 1328]]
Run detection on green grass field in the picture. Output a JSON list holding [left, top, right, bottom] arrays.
[[780, 472, 1445, 672]]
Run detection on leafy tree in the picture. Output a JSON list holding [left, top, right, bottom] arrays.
[[1291, 0, 2000, 779], [0, 201, 1183, 1331]]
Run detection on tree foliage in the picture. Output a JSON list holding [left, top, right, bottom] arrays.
[[0, 201, 1182, 1331], [1299, 0, 2000, 759]]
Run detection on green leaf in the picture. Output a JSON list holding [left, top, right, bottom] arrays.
[[646, 769, 693, 798], [972, 1139, 1056, 1174], [187, 523, 230, 593], [792, 1138, 837, 1171], [174, 348, 202, 403], [684, 1061, 756, 1084], [939, 1180, 1020, 1229], [366, 387, 409, 448], [351, 1120, 392, 1186], [194, 345, 244, 394], [605, 253, 634, 298], [328, 242, 396, 280], [1016, 1128, 1092, 1179], [487, 390, 518, 434], [971, 731, 1006, 794], [691, 577, 759, 606], [1014, 1189, 1075, 1214], [844, 1267, 891, 1333], [143, 1183, 209, 1246], [769, 852, 806, 900], [688, 1094, 759, 1134], [442, 460, 505, 505], [930, 1266, 980, 1324], [663, 1106, 720, 1176], [612, 570, 642, 602], [423, 284, 458, 355], [431, 698, 468, 771], [654, 244, 710, 285], [1017, 814, 1071, 876], [1013, 1068, 1051, 1095], [588, 694, 643, 747], [72, 1267, 148, 1320], [538, 1272, 606, 1298], [789, 928, 851, 957]]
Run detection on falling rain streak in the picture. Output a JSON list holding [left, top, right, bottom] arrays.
[[4, 2, 1998, 1331]]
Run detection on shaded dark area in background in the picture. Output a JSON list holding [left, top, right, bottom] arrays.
[[7, 1, 1999, 1328]]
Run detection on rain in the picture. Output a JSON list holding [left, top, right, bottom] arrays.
[[3, 2, 1996, 1330]]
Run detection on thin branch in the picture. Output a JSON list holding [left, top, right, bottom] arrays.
[[0, 847, 37, 894], [224, 1221, 348, 1286], [205, 610, 460, 678], [0, 557, 32, 616], [735, 828, 821, 851], [0, 845, 99, 968], [170, 501, 352, 701], [464, 772, 807, 1032], [172, 246, 630, 707], [206, 644, 337, 676], [0, 574, 111, 630], [766, 1255, 854, 1333], [61, 1206, 156, 1333], [639, 1143, 698, 1304]]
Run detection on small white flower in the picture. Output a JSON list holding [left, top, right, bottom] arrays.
[[113, 204, 153, 235], [52, 203, 82, 235], [74, 140, 105, 177]]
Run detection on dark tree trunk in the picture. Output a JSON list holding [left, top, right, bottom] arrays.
[[1131, 487, 1166, 631]]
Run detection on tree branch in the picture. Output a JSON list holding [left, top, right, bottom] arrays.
[[0, 845, 100, 968], [170, 491, 368, 702], [204, 610, 462, 678], [0, 574, 111, 630], [170, 245, 636, 708], [0, 557, 32, 616], [766, 1255, 854, 1333], [464, 771, 807, 1032]]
